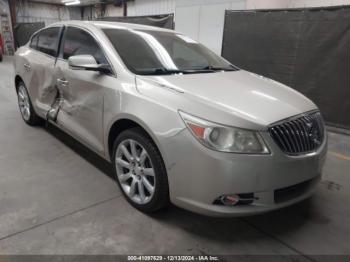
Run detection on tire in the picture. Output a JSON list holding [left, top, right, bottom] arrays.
[[112, 127, 169, 213], [16, 82, 42, 126]]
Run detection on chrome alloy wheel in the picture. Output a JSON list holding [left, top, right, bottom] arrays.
[[18, 85, 31, 121], [115, 139, 156, 204]]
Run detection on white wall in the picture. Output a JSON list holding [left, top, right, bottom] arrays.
[[288, 0, 350, 7], [126, 0, 246, 54], [175, 0, 245, 54], [246, 0, 350, 9]]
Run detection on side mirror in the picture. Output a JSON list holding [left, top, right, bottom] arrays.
[[68, 55, 112, 74]]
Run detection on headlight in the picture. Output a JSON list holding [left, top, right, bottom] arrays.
[[179, 111, 269, 154]]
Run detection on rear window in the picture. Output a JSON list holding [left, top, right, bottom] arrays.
[[30, 33, 39, 49], [37, 27, 60, 57]]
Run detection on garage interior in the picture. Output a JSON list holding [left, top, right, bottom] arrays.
[[0, 0, 350, 259]]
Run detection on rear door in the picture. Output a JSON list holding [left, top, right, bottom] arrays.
[[20, 27, 62, 117], [53, 26, 112, 154]]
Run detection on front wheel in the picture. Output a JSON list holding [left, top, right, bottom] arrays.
[[112, 127, 169, 213]]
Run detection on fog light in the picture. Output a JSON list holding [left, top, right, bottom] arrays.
[[213, 193, 256, 206], [220, 194, 240, 206]]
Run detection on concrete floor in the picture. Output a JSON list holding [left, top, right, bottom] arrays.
[[0, 56, 349, 258]]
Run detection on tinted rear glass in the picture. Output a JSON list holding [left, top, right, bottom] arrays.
[[30, 33, 39, 49], [37, 27, 60, 57]]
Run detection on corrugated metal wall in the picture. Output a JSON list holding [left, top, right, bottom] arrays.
[[104, 4, 123, 17], [16, 0, 81, 25], [83, 4, 123, 21], [128, 0, 176, 16]]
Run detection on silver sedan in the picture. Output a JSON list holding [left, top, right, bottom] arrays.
[[13, 21, 327, 217]]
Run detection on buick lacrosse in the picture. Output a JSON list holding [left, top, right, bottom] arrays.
[[13, 21, 327, 216]]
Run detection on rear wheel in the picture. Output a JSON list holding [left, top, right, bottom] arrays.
[[112, 127, 169, 212], [17, 82, 41, 126]]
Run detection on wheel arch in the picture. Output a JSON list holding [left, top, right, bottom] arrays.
[[106, 115, 165, 164], [15, 75, 24, 91]]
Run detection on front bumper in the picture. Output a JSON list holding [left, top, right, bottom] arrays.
[[159, 128, 327, 217]]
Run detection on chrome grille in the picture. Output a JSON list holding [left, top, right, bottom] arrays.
[[269, 111, 324, 155]]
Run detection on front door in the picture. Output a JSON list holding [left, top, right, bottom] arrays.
[[53, 26, 112, 154]]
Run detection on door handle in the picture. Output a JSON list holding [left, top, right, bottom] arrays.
[[57, 78, 69, 86], [24, 63, 31, 71]]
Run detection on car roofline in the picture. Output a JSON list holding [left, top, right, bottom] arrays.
[[49, 20, 176, 33]]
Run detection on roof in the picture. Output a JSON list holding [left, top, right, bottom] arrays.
[[50, 20, 175, 33]]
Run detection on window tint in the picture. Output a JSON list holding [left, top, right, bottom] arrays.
[[37, 27, 60, 56], [30, 33, 39, 49], [61, 27, 107, 64], [103, 28, 236, 75], [103, 29, 164, 71], [172, 41, 208, 69]]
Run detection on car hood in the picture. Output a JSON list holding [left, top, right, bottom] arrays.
[[136, 70, 317, 129]]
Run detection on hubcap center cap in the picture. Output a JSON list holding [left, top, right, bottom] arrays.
[[134, 166, 142, 176]]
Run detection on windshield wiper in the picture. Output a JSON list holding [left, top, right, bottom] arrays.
[[200, 65, 238, 71], [137, 68, 186, 75], [138, 68, 216, 75]]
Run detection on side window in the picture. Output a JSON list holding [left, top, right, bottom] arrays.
[[37, 27, 60, 57], [61, 27, 107, 64], [30, 33, 39, 50]]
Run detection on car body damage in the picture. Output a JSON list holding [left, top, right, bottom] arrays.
[[14, 48, 67, 124], [14, 48, 58, 118], [14, 21, 327, 217], [52, 60, 106, 153], [46, 91, 63, 122], [14, 49, 106, 154]]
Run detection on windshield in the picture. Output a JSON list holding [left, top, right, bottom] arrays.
[[102, 28, 238, 75]]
